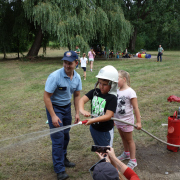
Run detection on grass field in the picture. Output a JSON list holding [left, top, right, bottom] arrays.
[[0, 50, 180, 180]]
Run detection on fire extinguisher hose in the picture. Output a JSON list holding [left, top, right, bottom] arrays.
[[111, 117, 180, 147]]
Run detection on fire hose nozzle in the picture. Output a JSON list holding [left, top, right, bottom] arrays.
[[81, 120, 88, 124]]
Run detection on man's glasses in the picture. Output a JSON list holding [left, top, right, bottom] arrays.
[[89, 158, 106, 178]]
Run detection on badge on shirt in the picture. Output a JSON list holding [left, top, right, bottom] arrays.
[[58, 87, 67, 91]]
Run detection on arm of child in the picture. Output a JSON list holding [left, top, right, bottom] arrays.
[[131, 98, 142, 130], [79, 95, 91, 117], [85, 110, 114, 125]]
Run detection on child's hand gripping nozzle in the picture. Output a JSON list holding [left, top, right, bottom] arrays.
[[78, 120, 88, 125]]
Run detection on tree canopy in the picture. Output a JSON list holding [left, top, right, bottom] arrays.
[[121, 0, 180, 52], [23, 0, 132, 56], [1, 0, 180, 58]]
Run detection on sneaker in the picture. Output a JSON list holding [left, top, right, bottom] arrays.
[[57, 171, 69, 180], [117, 152, 130, 161], [84, 78, 86, 80], [64, 156, 76, 168], [127, 160, 137, 170], [76, 67, 79, 69]]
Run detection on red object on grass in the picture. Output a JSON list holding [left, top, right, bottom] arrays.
[[167, 95, 180, 103], [167, 111, 180, 152]]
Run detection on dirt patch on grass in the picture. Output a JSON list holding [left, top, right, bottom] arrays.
[[135, 143, 180, 179]]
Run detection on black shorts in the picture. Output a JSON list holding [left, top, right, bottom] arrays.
[[82, 67, 86, 71]]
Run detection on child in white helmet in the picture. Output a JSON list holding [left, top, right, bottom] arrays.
[[79, 65, 118, 147], [114, 70, 141, 170]]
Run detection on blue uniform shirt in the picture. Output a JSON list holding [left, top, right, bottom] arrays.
[[45, 67, 82, 106]]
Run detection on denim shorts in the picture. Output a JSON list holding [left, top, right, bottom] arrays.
[[90, 125, 114, 146]]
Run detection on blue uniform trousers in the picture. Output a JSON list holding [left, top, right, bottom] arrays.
[[46, 103, 72, 173]]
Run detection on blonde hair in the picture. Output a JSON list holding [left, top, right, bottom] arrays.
[[118, 70, 130, 86]]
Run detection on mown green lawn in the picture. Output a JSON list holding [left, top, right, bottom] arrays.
[[0, 51, 180, 179]]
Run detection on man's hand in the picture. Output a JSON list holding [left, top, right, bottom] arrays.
[[74, 114, 80, 124], [52, 115, 62, 127]]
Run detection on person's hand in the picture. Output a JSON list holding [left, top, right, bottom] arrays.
[[95, 152, 111, 163], [80, 109, 91, 117], [52, 115, 62, 127], [95, 151, 105, 160], [106, 147, 116, 160], [135, 122, 142, 130], [74, 114, 80, 124], [83, 119, 93, 125]]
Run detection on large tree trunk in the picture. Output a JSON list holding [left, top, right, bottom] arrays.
[[27, 28, 43, 57], [129, 28, 137, 52]]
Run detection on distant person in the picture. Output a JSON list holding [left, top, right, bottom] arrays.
[[109, 50, 113, 58], [125, 48, 128, 53], [91, 147, 140, 180], [75, 46, 80, 68], [79, 65, 118, 147], [101, 45, 105, 56], [157, 45, 164, 62], [114, 70, 141, 169], [88, 48, 96, 72], [80, 53, 88, 80], [44, 51, 82, 180]]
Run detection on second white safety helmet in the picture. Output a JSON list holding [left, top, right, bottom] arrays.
[[96, 65, 118, 96]]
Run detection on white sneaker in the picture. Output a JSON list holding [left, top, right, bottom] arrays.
[[127, 160, 137, 169], [117, 152, 130, 161]]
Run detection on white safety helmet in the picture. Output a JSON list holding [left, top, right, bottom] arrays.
[[96, 65, 118, 96]]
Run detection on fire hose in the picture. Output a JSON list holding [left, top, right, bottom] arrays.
[[110, 117, 180, 148], [80, 117, 180, 148]]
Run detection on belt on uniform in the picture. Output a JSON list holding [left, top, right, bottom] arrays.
[[52, 103, 71, 108]]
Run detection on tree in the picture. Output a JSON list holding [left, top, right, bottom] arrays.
[[156, 0, 180, 50], [122, 0, 180, 52], [23, 0, 132, 57], [0, 0, 30, 59], [0, 0, 14, 58], [121, 0, 159, 52]]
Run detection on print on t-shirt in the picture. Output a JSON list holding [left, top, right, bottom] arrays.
[[117, 95, 126, 115], [92, 96, 106, 117]]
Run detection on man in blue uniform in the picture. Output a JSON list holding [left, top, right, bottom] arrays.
[[44, 51, 82, 180]]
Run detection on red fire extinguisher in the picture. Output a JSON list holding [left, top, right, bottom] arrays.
[[167, 95, 180, 152]]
